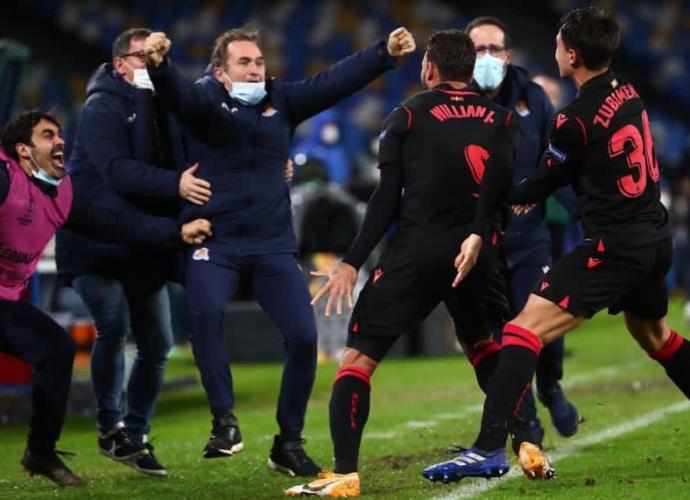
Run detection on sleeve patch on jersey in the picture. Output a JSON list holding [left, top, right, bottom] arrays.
[[547, 143, 567, 163]]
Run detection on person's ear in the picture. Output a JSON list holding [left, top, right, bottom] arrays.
[[113, 57, 128, 76], [15, 142, 32, 161]]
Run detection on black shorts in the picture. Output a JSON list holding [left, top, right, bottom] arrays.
[[534, 237, 672, 319], [346, 226, 510, 361]]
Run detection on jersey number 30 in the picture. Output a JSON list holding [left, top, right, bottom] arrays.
[[609, 110, 660, 198]]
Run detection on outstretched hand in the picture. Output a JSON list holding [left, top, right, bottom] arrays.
[[310, 262, 358, 316], [387, 27, 416, 58], [452, 233, 483, 287]]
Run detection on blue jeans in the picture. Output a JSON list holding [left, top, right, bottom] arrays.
[[73, 272, 172, 439]]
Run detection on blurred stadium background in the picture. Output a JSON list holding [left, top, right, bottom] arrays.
[[0, 1, 689, 494]]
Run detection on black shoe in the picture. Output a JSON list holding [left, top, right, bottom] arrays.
[[128, 442, 167, 476], [203, 413, 244, 459], [511, 419, 545, 456], [98, 427, 148, 462], [21, 448, 85, 487], [268, 435, 321, 477]]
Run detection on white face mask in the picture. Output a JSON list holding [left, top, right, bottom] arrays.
[[29, 149, 63, 187], [473, 54, 507, 91], [229, 81, 267, 106], [131, 68, 155, 91]]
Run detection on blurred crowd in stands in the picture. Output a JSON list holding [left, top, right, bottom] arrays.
[[10, 0, 690, 300]]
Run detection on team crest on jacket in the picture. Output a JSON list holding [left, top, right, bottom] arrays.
[[192, 247, 210, 261], [262, 106, 278, 117]]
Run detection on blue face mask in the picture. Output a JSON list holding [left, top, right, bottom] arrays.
[[473, 54, 506, 91], [30, 150, 63, 187], [230, 81, 267, 106]]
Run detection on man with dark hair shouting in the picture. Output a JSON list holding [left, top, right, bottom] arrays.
[[0, 110, 211, 487], [141, 26, 415, 475], [423, 7, 690, 483]]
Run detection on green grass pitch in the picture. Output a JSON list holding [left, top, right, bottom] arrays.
[[1, 300, 689, 499]]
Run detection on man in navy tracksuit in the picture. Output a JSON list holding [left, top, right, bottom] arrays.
[[466, 17, 580, 448], [56, 28, 212, 476], [142, 27, 416, 475]]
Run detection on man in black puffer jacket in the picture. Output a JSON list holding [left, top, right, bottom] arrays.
[[56, 28, 212, 476]]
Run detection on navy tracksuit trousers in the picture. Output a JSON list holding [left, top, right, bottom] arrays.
[[184, 252, 317, 440]]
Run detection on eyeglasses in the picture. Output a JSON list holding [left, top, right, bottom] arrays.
[[475, 44, 507, 57], [119, 50, 147, 61]]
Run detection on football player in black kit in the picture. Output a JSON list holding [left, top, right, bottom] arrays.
[[423, 7, 690, 484], [285, 29, 522, 497]]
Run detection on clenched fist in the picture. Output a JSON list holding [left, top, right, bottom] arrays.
[[143, 32, 171, 67], [181, 219, 212, 245], [387, 27, 416, 58]]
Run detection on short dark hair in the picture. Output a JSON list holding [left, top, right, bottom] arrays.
[[425, 29, 476, 82], [1, 110, 61, 161], [558, 7, 620, 71], [465, 16, 512, 50], [112, 28, 152, 59], [210, 28, 261, 69]]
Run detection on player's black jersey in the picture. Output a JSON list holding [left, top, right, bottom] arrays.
[[509, 70, 669, 247], [379, 82, 520, 234]]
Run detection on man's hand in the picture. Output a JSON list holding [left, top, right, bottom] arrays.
[[387, 27, 416, 58], [179, 163, 212, 205], [143, 32, 171, 67], [310, 262, 358, 316], [181, 219, 212, 245], [511, 204, 536, 216], [452, 233, 483, 287], [284, 159, 294, 182]]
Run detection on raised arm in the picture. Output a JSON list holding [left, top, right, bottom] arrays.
[[282, 28, 415, 124], [144, 32, 221, 136], [78, 99, 180, 199]]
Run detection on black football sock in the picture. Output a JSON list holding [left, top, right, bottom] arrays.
[[330, 366, 371, 474], [466, 339, 501, 393], [474, 323, 542, 452], [649, 330, 690, 399]]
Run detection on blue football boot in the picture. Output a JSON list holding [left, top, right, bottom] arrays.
[[422, 446, 509, 483]]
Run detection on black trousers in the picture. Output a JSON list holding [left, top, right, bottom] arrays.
[[0, 300, 75, 452]]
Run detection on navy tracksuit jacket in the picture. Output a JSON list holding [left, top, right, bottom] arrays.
[[148, 39, 398, 437], [56, 63, 187, 281]]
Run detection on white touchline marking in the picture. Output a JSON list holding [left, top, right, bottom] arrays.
[[561, 360, 644, 390], [429, 400, 690, 500], [367, 362, 641, 440]]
